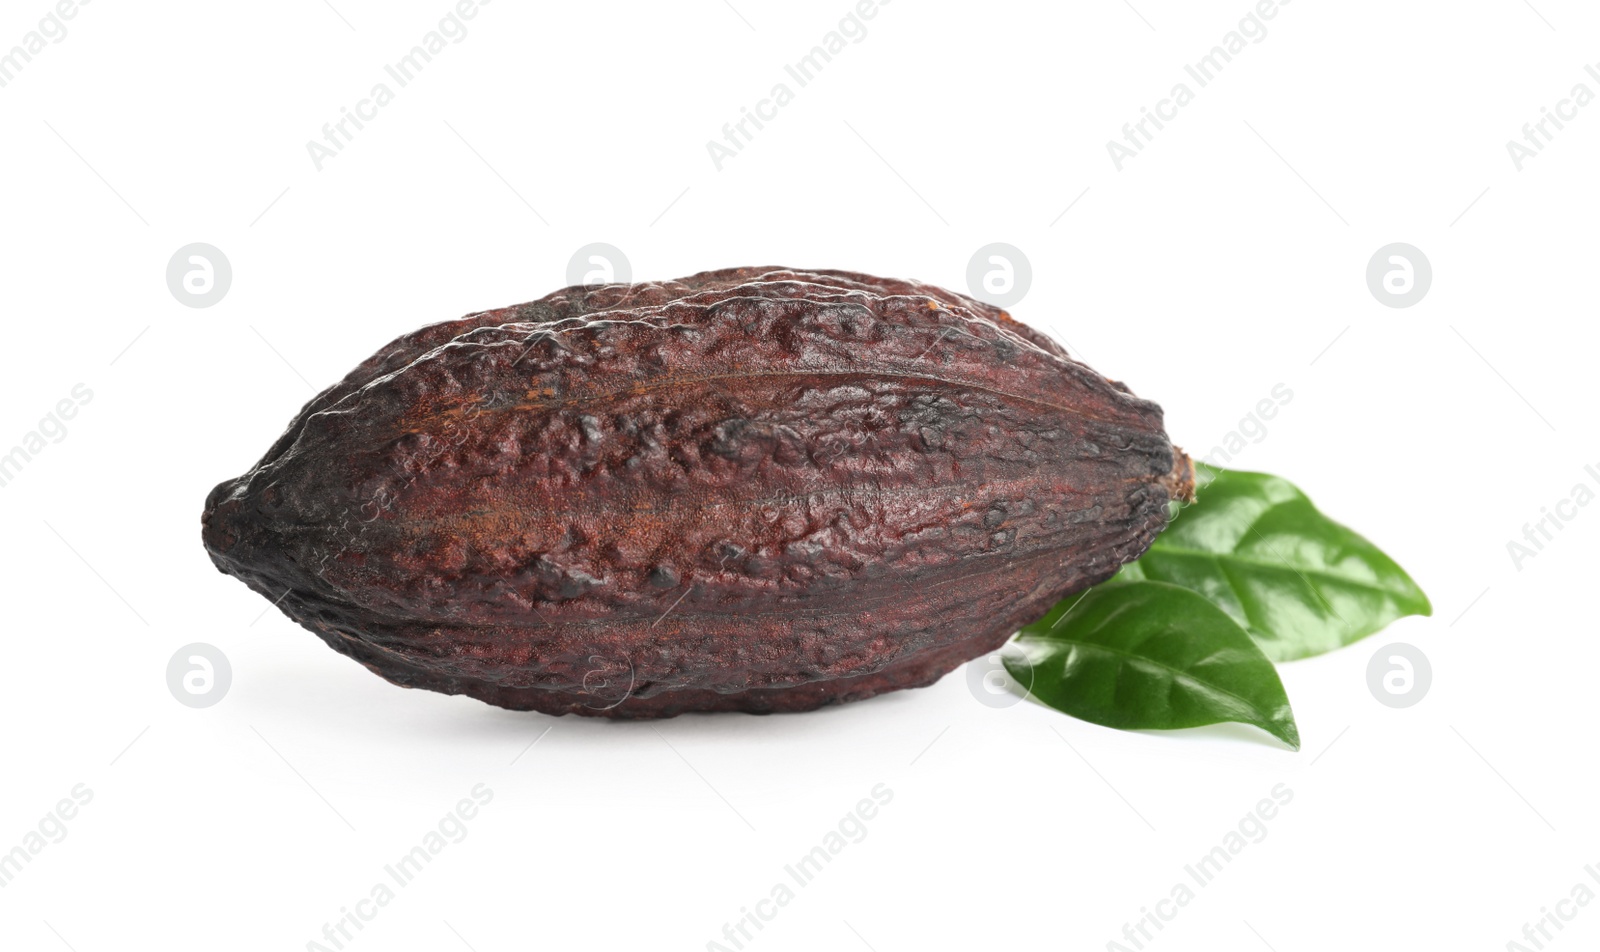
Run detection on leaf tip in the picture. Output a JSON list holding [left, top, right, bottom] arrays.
[[1273, 710, 1301, 751]]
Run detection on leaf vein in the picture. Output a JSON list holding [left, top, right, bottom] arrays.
[[1046, 638, 1275, 722]]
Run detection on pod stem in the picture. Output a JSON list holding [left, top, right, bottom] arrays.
[[1161, 446, 1197, 504]]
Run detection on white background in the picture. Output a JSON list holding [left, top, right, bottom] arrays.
[[2, 1, 1596, 949]]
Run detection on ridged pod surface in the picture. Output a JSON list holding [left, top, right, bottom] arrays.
[[202, 268, 1193, 717]]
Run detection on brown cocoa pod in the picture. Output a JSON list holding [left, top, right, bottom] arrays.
[[202, 267, 1192, 717]]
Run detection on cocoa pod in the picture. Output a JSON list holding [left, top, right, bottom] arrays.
[[202, 267, 1192, 717]]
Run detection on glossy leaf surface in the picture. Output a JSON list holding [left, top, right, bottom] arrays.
[[1007, 581, 1300, 749], [1126, 464, 1431, 661]]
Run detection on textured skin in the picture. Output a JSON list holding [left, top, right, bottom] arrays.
[[202, 267, 1193, 717]]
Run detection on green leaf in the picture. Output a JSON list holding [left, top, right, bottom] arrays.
[[1130, 463, 1431, 661], [1006, 581, 1300, 750]]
